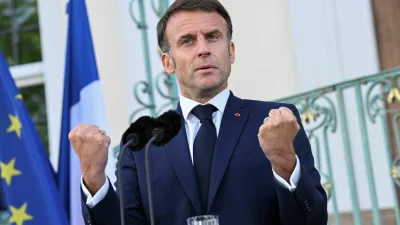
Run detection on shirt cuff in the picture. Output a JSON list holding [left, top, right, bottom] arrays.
[[81, 176, 109, 208], [272, 155, 301, 192]]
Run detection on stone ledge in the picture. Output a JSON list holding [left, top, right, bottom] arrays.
[[329, 208, 396, 225]]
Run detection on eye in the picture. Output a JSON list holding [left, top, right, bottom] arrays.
[[208, 34, 218, 39], [181, 39, 192, 45]]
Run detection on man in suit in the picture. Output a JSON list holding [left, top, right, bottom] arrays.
[[69, 0, 328, 224]]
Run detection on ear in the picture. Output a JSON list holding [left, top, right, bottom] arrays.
[[161, 53, 175, 74], [229, 41, 235, 64]]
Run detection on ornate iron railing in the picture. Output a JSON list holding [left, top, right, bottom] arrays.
[[128, 0, 178, 121], [277, 68, 400, 225]]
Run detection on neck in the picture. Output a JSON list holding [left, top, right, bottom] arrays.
[[181, 84, 227, 104]]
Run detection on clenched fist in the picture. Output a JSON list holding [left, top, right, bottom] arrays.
[[258, 107, 300, 182], [68, 123, 110, 194]]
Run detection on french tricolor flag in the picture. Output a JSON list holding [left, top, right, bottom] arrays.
[[58, 0, 116, 224]]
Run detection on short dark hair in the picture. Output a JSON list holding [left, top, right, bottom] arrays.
[[157, 0, 233, 53]]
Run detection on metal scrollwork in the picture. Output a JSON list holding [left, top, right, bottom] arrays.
[[155, 71, 179, 115], [282, 92, 337, 202], [295, 95, 337, 136], [364, 72, 400, 187], [130, 81, 156, 123], [365, 78, 393, 123], [129, 0, 178, 122]]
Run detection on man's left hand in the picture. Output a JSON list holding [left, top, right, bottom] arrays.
[[258, 107, 300, 182]]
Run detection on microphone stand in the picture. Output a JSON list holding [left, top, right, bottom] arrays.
[[118, 134, 139, 225], [145, 128, 163, 225], [117, 129, 163, 225]]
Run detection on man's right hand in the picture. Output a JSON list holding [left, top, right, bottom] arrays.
[[68, 123, 110, 195]]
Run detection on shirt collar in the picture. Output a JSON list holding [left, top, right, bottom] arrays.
[[179, 88, 230, 121]]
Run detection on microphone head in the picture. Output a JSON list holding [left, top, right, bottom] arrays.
[[152, 110, 182, 146], [126, 133, 139, 147], [122, 116, 157, 151], [151, 128, 164, 142]]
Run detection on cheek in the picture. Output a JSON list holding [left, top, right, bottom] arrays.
[[173, 55, 192, 73]]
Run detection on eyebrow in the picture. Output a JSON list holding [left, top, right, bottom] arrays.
[[177, 33, 196, 45], [176, 28, 224, 44], [207, 29, 223, 36]]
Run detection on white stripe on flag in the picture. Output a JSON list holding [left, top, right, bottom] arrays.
[[69, 80, 116, 225]]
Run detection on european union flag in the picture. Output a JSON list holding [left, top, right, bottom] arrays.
[[0, 51, 69, 225]]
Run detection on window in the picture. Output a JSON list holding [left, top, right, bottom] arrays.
[[0, 0, 42, 66], [20, 84, 49, 154], [0, 0, 48, 154]]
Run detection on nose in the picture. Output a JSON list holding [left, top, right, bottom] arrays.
[[197, 38, 211, 58]]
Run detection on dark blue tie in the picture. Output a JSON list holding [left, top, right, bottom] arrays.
[[191, 104, 218, 214]]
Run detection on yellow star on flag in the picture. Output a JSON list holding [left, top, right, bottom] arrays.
[[0, 158, 22, 186], [6, 114, 22, 138], [15, 94, 23, 99], [9, 203, 33, 225]]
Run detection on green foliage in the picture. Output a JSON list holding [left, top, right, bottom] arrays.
[[0, 0, 42, 65], [20, 84, 49, 155]]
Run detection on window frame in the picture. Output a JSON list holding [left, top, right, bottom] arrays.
[[11, 62, 44, 87]]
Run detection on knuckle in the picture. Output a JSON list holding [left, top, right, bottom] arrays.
[[94, 134, 104, 142], [90, 125, 99, 130], [270, 120, 279, 127], [68, 131, 74, 141], [259, 124, 266, 134], [103, 136, 110, 144], [75, 129, 83, 138]]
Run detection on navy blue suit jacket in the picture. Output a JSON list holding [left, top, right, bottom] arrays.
[[81, 92, 328, 225]]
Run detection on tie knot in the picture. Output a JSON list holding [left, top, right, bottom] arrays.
[[191, 104, 217, 121]]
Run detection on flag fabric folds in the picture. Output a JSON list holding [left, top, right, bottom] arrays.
[[0, 50, 69, 225], [0, 183, 6, 211], [0, 177, 9, 223], [58, 0, 116, 224]]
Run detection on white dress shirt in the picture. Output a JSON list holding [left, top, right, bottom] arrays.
[[81, 88, 301, 208]]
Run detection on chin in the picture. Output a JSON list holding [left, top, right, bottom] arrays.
[[199, 80, 225, 92]]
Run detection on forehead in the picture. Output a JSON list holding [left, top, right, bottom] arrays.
[[165, 11, 227, 38]]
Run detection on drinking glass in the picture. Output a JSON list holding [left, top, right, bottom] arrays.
[[187, 215, 219, 225]]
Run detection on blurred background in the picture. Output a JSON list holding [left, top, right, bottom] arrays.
[[1, 0, 400, 224]]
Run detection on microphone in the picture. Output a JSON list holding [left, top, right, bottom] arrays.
[[145, 110, 182, 225], [118, 116, 157, 225], [121, 116, 157, 150], [152, 109, 183, 146]]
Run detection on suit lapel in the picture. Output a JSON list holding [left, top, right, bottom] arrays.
[[207, 93, 249, 211], [164, 105, 202, 214]]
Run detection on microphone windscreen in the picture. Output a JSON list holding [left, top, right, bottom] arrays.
[[153, 110, 182, 146], [122, 116, 156, 150]]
